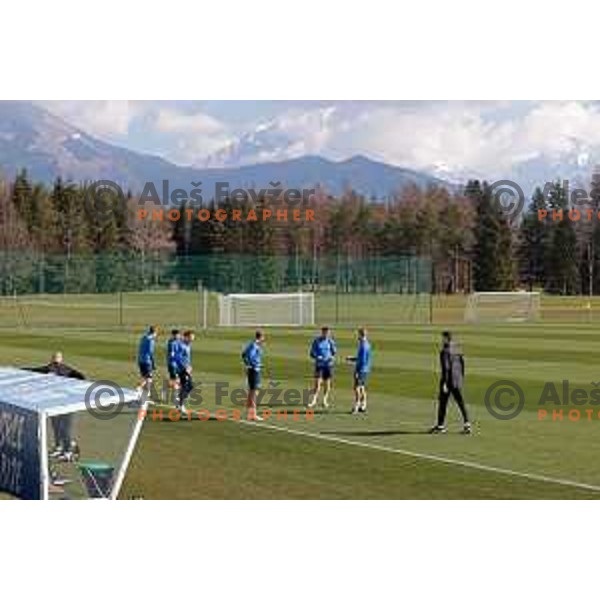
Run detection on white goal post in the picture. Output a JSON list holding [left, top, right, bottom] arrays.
[[218, 292, 315, 327], [464, 291, 541, 323]]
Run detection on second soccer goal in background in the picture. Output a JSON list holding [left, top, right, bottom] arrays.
[[464, 291, 541, 323], [218, 292, 316, 327]]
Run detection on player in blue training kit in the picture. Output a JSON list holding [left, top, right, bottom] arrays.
[[166, 329, 182, 394], [242, 330, 265, 421], [346, 328, 372, 414], [176, 330, 195, 412], [308, 326, 337, 409], [137, 325, 157, 394]]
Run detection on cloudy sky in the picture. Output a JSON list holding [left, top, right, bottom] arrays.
[[40, 100, 600, 181]]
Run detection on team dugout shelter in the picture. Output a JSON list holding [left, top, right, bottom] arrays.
[[0, 367, 147, 500]]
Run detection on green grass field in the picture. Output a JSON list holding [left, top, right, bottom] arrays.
[[2, 292, 600, 499]]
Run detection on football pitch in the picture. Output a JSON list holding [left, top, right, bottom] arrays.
[[2, 293, 600, 499]]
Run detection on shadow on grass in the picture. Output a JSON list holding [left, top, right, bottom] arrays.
[[305, 409, 350, 415], [320, 429, 430, 436], [154, 416, 225, 424]]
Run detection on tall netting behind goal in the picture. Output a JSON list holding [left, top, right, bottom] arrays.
[[464, 292, 541, 323], [218, 293, 315, 326]]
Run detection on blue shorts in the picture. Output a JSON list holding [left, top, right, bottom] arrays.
[[354, 371, 368, 387], [167, 363, 178, 380], [315, 364, 333, 380], [139, 362, 153, 379], [247, 368, 261, 390]]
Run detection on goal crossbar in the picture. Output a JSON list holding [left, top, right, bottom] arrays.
[[218, 292, 315, 327], [464, 291, 541, 323]]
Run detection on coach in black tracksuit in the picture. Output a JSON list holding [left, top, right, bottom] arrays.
[[432, 331, 471, 434]]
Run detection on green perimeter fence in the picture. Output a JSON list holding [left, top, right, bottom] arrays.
[[0, 253, 431, 296], [0, 253, 432, 329], [2, 291, 600, 329], [0, 253, 599, 328]]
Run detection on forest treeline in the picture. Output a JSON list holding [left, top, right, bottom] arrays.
[[1, 169, 599, 294]]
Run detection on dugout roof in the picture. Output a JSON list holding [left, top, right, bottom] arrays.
[[0, 367, 139, 417]]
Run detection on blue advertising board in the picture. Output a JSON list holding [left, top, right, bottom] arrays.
[[0, 400, 41, 500]]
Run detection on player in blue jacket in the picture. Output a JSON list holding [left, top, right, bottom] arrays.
[[242, 330, 265, 421], [176, 330, 195, 412], [346, 328, 372, 414], [166, 329, 182, 393], [137, 325, 157, 394], [308, 326, 337, 409]]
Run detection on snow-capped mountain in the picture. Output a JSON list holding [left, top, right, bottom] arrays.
[[0, 101, 445, 197], [2, 100, 598, 201], [202, 106, 341, 168]]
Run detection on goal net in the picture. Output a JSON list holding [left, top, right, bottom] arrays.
[[464, 292, 541, 323], [218, 293, 315, 327]]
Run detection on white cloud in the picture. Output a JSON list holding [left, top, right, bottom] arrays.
[[41, 100, 137, 139], [225, 100, 600, 180], [154, 108, 224, 135], [42, 100, 236, 166], [38, 100, 600, 180], [151, 107, 233, 166]]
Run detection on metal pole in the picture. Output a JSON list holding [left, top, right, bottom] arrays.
[[295, 243, 300, 290], [197, 280, 202, 329], [430, 258, 434, 325], [39, 252, 45, 294], [335, 252, 340, 325], [454, 245, 459, 294], [312, 230, 318, 292], [589, 241, 593, 299], [119, 291, 124, 327], [39, 412, 49, 500], [110, 400, 149, 500], [469, 258, 474, 293], [589, 241, 593, 322], [203, 287, 208, 330]]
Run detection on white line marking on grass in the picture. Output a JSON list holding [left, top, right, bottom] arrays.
[[240, 421, 600, 493]]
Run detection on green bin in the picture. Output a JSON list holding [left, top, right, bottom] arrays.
[[79, 461, 115, 499]]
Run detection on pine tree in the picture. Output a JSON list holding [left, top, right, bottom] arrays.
[[545, 181, 578, 294], [469, 181, 514, 291], [519, 187, 548, 290], [588, 169, 600, 294]]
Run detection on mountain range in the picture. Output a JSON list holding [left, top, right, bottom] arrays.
[[0, 101, 445, 198], [2, 100, 597, 200]]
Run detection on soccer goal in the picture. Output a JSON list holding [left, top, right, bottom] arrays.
[[464, 292, 541, 323], [218, 292, 315, 327]]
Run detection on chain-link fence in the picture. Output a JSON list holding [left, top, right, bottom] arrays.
[[1, 253, 598, 329], [0, 252, 432, 295], [0, 253, 435, 328]]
